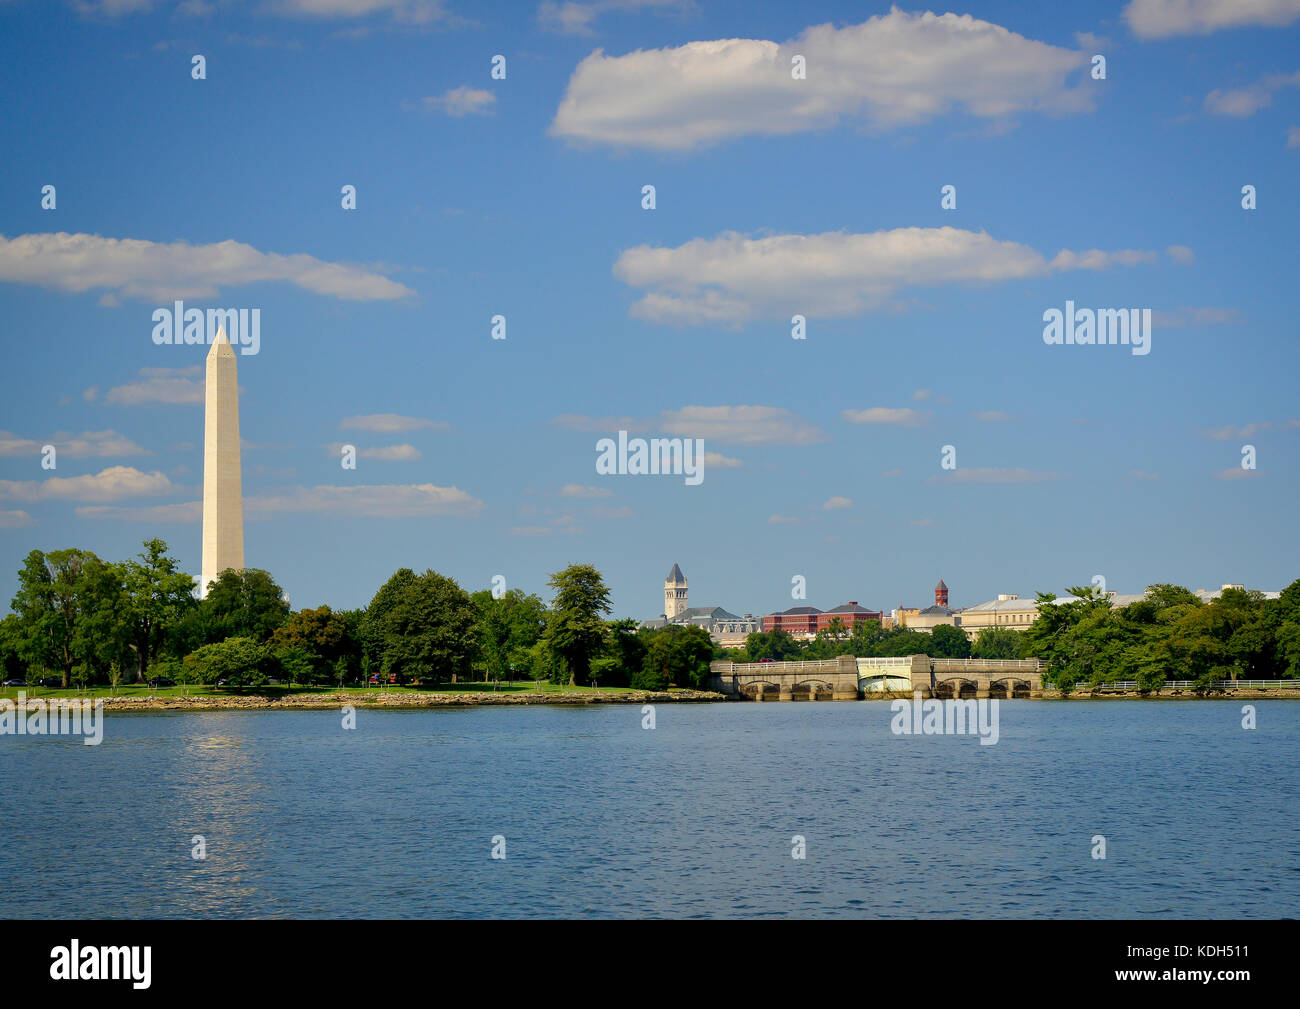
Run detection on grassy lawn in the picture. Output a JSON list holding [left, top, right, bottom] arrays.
[[0, 680, 666, 701]]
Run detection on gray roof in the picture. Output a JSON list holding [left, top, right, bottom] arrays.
[[666, 563, 686, 584]]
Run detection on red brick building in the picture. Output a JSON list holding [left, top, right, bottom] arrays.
[[762, 602, 882, 637]]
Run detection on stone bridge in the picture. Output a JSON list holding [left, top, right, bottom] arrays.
[[709, 654, 1043, 700]]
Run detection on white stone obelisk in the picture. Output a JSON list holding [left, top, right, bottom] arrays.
[[201, 326, 244, 598]]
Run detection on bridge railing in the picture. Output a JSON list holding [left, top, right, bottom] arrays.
[[710, 659, 844, 673], [930, 657, 1044, 671]]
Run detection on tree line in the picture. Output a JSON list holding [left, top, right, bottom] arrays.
[[719, 580, 1300, 693], [0, 543, 716, 691]]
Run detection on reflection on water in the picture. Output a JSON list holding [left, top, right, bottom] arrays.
[[1, 702, 1297, 919]]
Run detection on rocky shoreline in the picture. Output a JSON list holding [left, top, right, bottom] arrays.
[[73, 688, 727, 712]]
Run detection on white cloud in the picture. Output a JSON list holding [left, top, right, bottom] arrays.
[[72, 0, 153, 15], [105, 367, 204, 405], [659, 405, 826, 445], [560, 483, 614, 498], [614, 227, 1162, 325], [76, 500, 203, 522], [538, 0, 694, 36], [0, 232, 414, 302], [703, 451, 741, 468], [821, 495, 852, 510], [1166, 244, 1195, 264], [842, 407, 931, 426], [1124, 0, 1300, 38], [554, 406, 822, 444], [327, 442, 422, 460], [420, 86, 496, 117], [0, 466, 175, 503], [0, 510, 34, 529], [80, 481, 483, 520], [1203, 419, 1300, 439], [1289, 125, 1300, 147], [339, 413, 449, 432], [1214, 467, 1263, 480], [1204, 71, 1300, 117], [590, 503, 634, 519], [270, 0, 453, 23], [768, 514, 800, 525], [0, 429, 149, 458], [551, 9, 1092, 151]]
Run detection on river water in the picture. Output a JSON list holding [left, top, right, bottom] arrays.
[[1, 700, 1295, 918]]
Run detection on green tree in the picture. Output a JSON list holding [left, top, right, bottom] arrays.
[[271, 605, 355, 685], [743, 628, 801, 662], [971, 626, 1021, 660], [374, 570, 480, 684], [201, 568, 290, 644], [541, 564, 612, 686], [470, 588, 548, 687], [640, 624, 714, 690], [361, 568, 417, 675], [183, 637, 270, 687], [928, 623, 971, 658], [120, 539, 196, 682], [10, 548, 113, 687]]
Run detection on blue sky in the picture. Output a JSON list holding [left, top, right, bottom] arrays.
[[1, 0, 1298, 619]]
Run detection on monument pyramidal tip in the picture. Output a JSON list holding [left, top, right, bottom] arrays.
[[200, 325, 244, 598]]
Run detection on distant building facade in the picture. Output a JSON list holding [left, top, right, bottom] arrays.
[[908, 579, 959, 632], [762, 602, 881, 638], [642, 564, 760, 646]]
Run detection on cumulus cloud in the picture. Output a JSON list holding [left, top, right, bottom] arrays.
[[81, 481, 483, 520], [659, 405, 826, 445], [270, 0, 454, 23], [1214, 467, 1263, 480], [538, 0, 694, 36], [1205, 71, 1300, 116], [76, 500, 203, 522], [0, 510, 34, 528], [559, 483, 614, 498], [552, 9, 1093, 150], [419, 86, 496, 117], [821, 495, 852, 510], [104, 366, 204, 406], [0, 466, 175, 503], [0, 232, 414, 302], [326, 442, 422, 460], [614, 227, 1163, 325], [554, 406, 824, 444], [0, 430, 149, 458], [703, 451, 742, 468], [842, 407, 930, 426], [339, 413, 449, 433], [1203, 419, 1300, 439], [1124, 0, 1300, 38]]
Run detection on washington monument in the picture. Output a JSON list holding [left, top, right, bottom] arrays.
[[201, 326, 243, 598]]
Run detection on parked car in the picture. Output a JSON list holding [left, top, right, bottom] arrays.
[[38, 676, 61, 688], [2, 678, 28, 687], [148, 677, 176, 688]]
